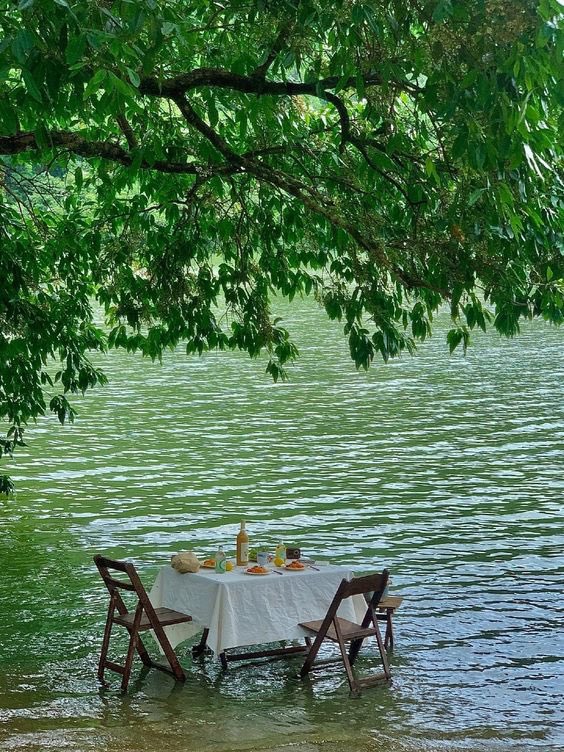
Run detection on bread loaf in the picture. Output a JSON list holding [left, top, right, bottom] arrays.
[[170, 551, 201, 573]]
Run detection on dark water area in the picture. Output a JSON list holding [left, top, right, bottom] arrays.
[[1, 300, 563, 751]]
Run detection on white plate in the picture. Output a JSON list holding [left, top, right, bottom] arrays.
[[244, 569, 271, 576]]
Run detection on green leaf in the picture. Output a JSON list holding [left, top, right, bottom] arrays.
[[447, 328, 463, 354], [0, 104, 19, 134], [84, 68, 108, 99], [523, 144, 543, 178], [363, 6, 380, 35], [108, 73, 137, 98], [468, 188, 485, 206], [425, 156, 435, 177], [65, 35, 86, 65], [367, 149, 396, 172], [126, 67, 140, 88], [12, 30, 35, 62], [22, 69, 42, 102]]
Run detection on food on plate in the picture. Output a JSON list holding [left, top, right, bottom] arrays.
[[246, 565, 269, 574], [202, 558, 216, 568], [285, 560, 306, 570]]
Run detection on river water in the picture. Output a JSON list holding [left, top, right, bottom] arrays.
[[1, 299, 563, 752]]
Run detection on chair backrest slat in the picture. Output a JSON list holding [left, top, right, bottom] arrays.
[[101, 575, 137, 592], [318, 569, 390, 636], [95, 555, 130, 573], [341, 570, 389, 600]]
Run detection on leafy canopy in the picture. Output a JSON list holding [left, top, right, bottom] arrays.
[[0, 0, 563, 492]]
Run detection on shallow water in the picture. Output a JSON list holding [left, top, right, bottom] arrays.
[[1, 299, 563, 752]]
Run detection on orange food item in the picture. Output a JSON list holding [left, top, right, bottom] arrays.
[[286, 561, 305, 570], [203, 559, 215, 567], [246, 565, 269, 574]]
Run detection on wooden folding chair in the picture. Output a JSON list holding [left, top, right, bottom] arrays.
[[299, 569, 391, 695], [94, 554, 192, 692]]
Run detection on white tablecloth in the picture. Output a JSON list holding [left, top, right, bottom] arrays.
[[149, 564, 366, 655]]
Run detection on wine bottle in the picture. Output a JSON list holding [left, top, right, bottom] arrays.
[[236, 520, 249, 566]]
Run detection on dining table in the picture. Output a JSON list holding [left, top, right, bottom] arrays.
[[149, 562, 367, 666]]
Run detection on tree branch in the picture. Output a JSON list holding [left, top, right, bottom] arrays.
[[116, 114, 138, 150], [252, 19, 295, 78], [140, 68, 383, 98], [322, 91, 351, 150], [349, 137, 416, 204], [0, 131, 199, 174]]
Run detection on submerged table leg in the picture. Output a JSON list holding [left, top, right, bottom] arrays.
[[191, 628, 210, 657], [385, 608, 394, 649]]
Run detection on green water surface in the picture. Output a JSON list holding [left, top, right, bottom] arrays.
[[1, 300, 563, 752]]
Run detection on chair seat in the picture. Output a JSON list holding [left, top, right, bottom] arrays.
[[377, 595, 403, 610], [300, 617, 379, 642], [114, 607, 192, 631]]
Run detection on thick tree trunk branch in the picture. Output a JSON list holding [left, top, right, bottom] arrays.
[[322, 91, 351, 150], [171, 96, 243, 167], [139, 68, 383, 98], [0, 132, 199, 174]]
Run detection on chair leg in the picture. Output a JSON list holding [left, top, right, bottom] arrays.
[[192, 628, 209, 657], [98, 596, 116, 685], [299, 630, 325, 677], [134, 634, 153, 668], [121, 604, 145, 692], [121, 628, 138, 692], [373, 621, 391, 679], [347, 635, 365, 666], [339, 643, 359, 694], [151, 620, 186, 682], [335, 624, 360, 694]]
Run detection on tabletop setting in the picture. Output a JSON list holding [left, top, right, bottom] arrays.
[[168, 521, 322, 577]]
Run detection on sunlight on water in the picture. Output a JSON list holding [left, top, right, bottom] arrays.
[[1, 299, 563, 752]]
